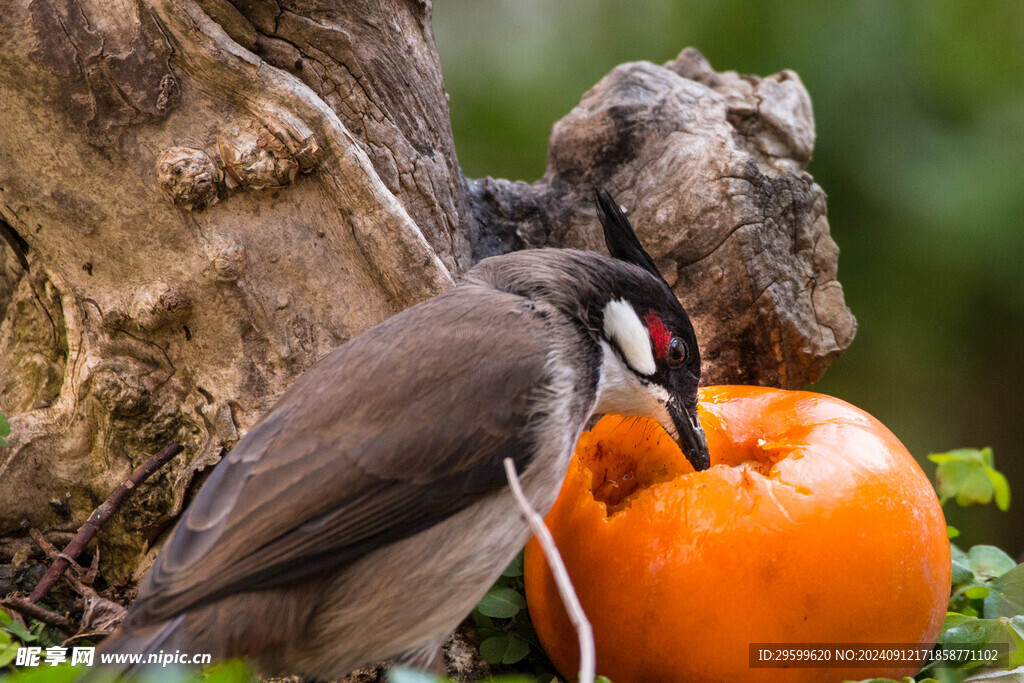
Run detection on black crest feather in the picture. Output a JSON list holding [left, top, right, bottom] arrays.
[[593, 189, 661, 279]]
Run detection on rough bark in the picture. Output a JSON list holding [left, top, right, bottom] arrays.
[[469, 48, 855, 388], [0, 0, 855, 588]]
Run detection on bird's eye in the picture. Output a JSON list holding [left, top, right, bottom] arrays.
[[666, 337, 687, 367]]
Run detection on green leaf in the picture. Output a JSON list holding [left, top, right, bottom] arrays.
[[0, 641, 19, 667], [0, 664, 85, 683], [930, 448, 1011, 510], [986, 563, 1024, 619], [964, 585, 991, 600], [200, 659, 258, 683], [928, 449, 978, 464], [968, 545, 1017, 580], [1006, 615, 1024, 669], [476, 587, 527, 619], [0, 413, 9, 438], [26, 618, 61, 648], [502, 552, 525, 578], [943, 459, 995, 506], [947, 525, 960, 539], [479, 634, 530, 665], [940, 614, 1000, 648], [986, 466, 1011, 511], [477, 626, 502, 641], [951, 545, 975, 587], [943, 611, 977, 631], [951, 545, 1022, 618], [0, 610, 36, 643], [928, 447, 994, 466], [472, 609, 494, 631], [479, 635, 511, 665], [941, 612, 1024, 669]]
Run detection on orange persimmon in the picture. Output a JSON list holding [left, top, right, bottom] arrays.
[[525, 386, 950, 683]]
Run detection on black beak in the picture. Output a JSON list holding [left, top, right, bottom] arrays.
[[669, 400, 711, 471]]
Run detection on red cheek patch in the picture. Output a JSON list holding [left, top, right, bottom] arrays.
[[644, 310, 672, 360]]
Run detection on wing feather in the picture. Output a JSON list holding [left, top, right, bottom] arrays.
[[129, 285, 560, 626]]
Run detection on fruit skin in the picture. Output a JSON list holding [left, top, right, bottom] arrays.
[[525, 386, 951, 683]]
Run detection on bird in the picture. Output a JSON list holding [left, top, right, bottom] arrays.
[[99, 189, 710, 678]]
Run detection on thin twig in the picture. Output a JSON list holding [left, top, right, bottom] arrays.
[[29, 442, 183, 604], [1, 596, 77, 633], [503, 458, 594, 683], [29, 528, 59, 559], [31, 528, 100, 587], [61, 565, 95, 596], [84, 546, 100, 586]]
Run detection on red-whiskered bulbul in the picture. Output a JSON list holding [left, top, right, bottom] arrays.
[[100, 189, 710, 677]]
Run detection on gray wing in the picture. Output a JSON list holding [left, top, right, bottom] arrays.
[[129, 284, 561, 626]]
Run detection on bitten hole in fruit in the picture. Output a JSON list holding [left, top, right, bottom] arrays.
[[582, 418, 692, 515], [581, 415, 811, 515], [701, 407, 802, 476]]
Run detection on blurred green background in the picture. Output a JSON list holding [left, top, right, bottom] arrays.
[[434, 1, 1024, 555]]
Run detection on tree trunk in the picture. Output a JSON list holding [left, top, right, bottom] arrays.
[[0, 0, 855, 585]]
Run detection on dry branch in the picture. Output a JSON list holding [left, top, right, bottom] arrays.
[[28, 443, 183, 604], [1, 596, 77, 634], [469, 48, 856, 388], [504, 458, 595, 683]]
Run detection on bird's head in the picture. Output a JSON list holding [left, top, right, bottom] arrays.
[[589, 189, 710, 472], [465, 189, 710, 470]]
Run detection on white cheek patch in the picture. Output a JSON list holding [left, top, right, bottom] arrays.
[[602, 299, 656, 376], [595, 341, 674, 435]]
